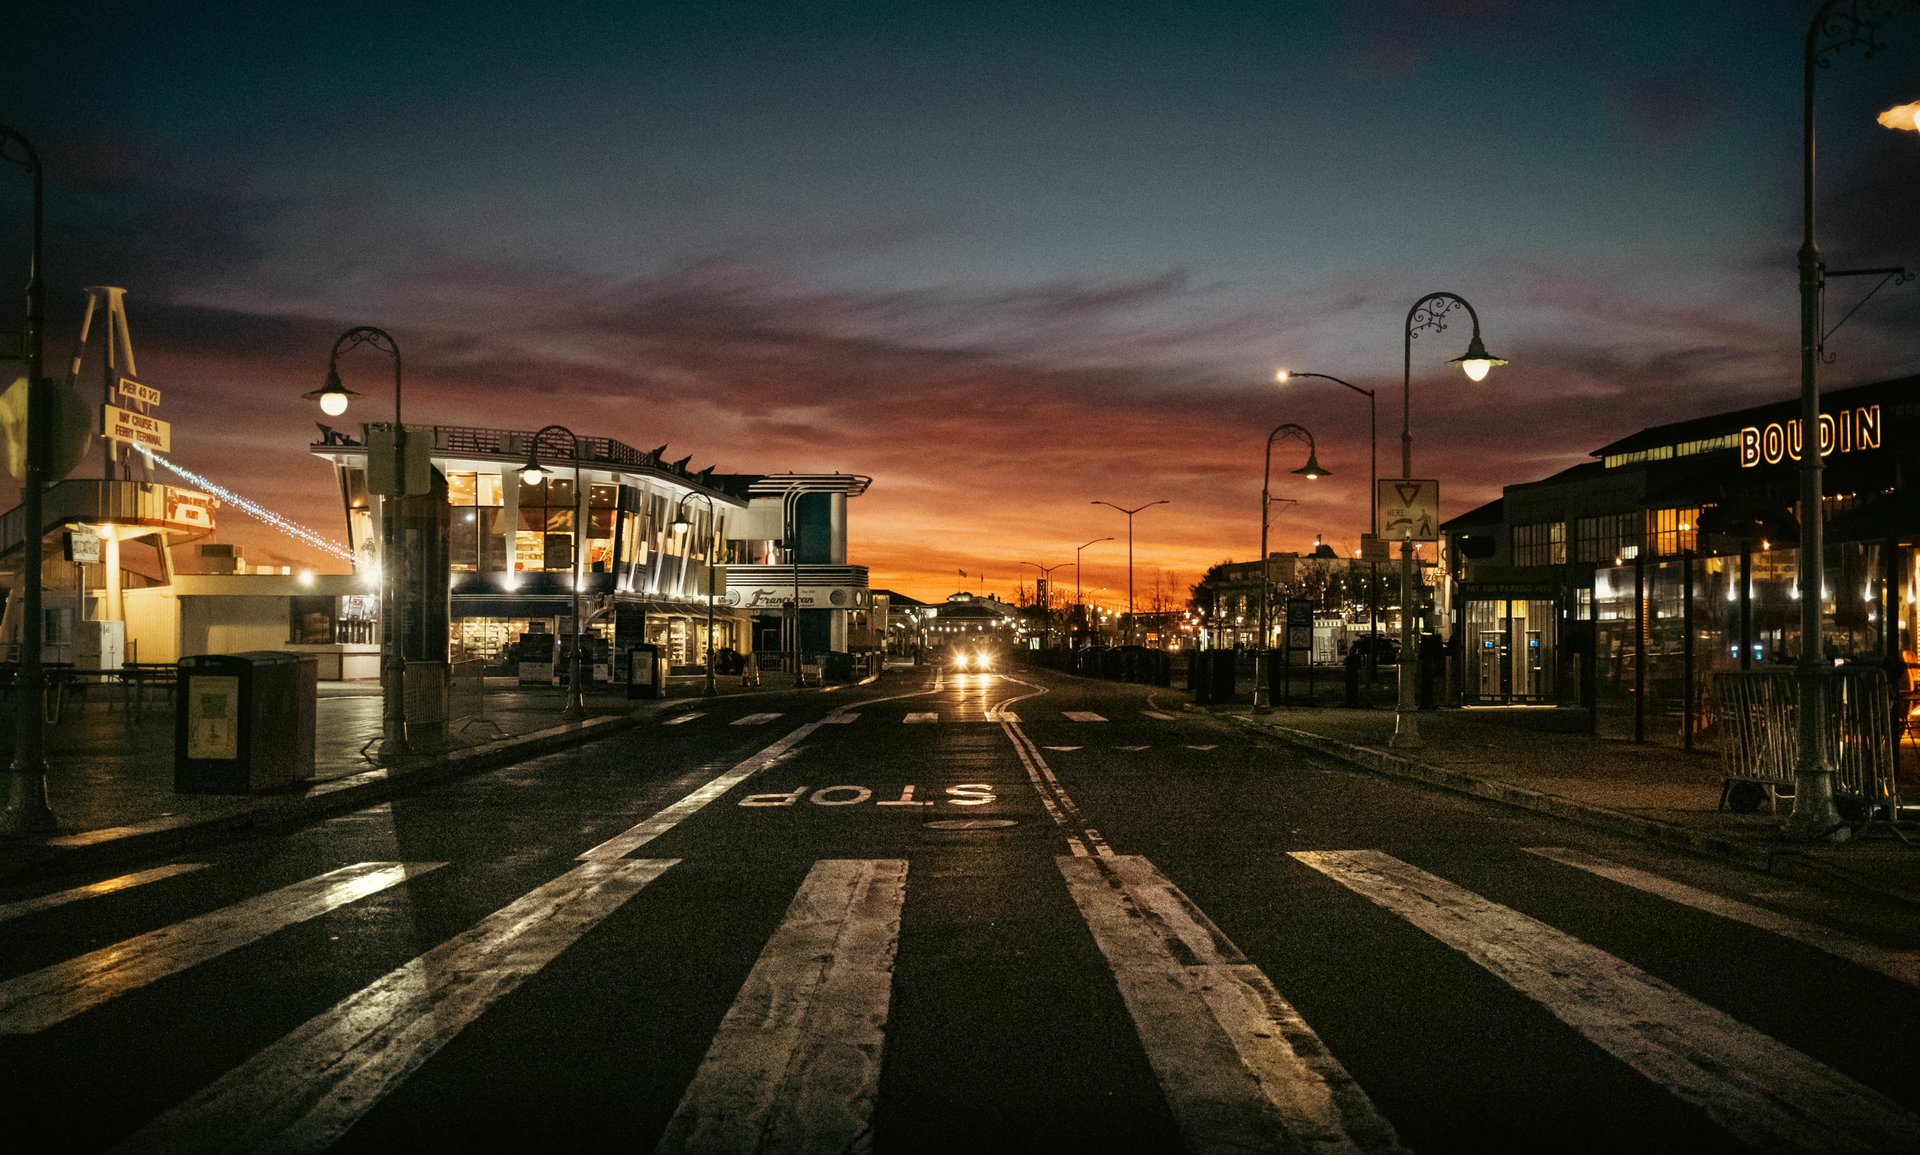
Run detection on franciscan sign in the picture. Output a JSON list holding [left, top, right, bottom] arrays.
[[1738, 404, 1880, 468]]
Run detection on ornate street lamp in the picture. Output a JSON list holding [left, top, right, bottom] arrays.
[[1395, 293, 1506, 748], [520, 425, 586, 719], [306, 326, 409, 754], [1255, 424, 1327, 712], [1785, 0, 1918, 841], [0, 125, 54, 833], [1091, 500, 1168, 645], [671, 492, 721, 696]]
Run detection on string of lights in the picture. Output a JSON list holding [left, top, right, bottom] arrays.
[[143, 451, 355, 564]]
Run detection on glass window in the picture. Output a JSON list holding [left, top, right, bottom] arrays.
[[1514, 522, 1566, 566], [1648, 507, 1701, 557], [447, 471, 478, 506]]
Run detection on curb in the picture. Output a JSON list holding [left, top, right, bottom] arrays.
[[1227, 713, 1920, 910], [0, 708, 650, 887]]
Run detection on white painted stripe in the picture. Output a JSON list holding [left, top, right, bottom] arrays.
[[1003, 721, 1112, 858], [1060, 856, 1407, 1154], [1526, 846, 1920, 987], [121, 859, 676, 1154], [986, 710, 1019, 723], [0, 863, 208, 925], [1062, 711, 1108, 722], [904, 712, 938, 724], [731, 712, 783, 726], [663, 713, 704, 725], [820, 713, 859, 724], [1293, 849, 1920, 1152], [0, 862, 441, 1035], [1115, 745, 1149, 752], [1186, 745, 1218, 751], [1142, 710, 1179, 720], [580, 718, 823, 860], [1043, 746, 1081, 752], [656, 859, 905, 1154]]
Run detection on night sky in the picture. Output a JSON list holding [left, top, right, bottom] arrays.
[[7, 1, 1917, 606]]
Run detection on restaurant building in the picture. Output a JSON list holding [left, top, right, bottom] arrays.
[[1441, 373, 1918, 743]]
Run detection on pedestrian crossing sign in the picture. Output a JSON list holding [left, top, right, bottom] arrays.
[[1376, 479, 1440, 542]]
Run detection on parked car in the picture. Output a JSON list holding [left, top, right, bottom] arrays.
[[1347, 634, 1399, 666]]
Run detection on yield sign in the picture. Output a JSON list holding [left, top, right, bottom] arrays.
[[1377, 478, 1440, 542]]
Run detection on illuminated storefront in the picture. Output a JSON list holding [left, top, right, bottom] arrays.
[[312, 425, 871, 677], [1445, 374, 1918, 745]]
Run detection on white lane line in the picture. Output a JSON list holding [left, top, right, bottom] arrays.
[[985, 710, 1019, 723], [121, 858, 676, 1154], [1043, 746, 1081, 752], [580, 717, 827, 860], [904, 712, 938, 724], [655, 859, 905, 1155], [1115, 745, 1150, 752], [1293, 849, 1920, 1152], [663, 713, 704, 726], [1142, 710, 1179, 721], [1526, 846, 1920, 987], [1060, 856, 1407, 1154], [1062, 711, 1108, 722], [731, 712, 784, 726], [820, 713, 859, 724], [0, 862, 442, 1036], [1004, 721, 1110, 858], [1186, 745, 1218, 751], [0, 863, 208, 925]]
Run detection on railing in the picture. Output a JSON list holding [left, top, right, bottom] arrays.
[[1711, 668, 1897, 822]]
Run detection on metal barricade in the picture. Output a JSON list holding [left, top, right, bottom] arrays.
[[1711, 668, 1896, 822], [450, 657, 500, 738]]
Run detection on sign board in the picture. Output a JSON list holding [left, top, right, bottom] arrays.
[[64, 530, 101, 564], [118, 375, 162, 408], [1377, 479, 1440, 542], [103, 403, 170, 452], [164, 488, 215, 529], [187, 675, 240, 760], [1359, 533, 1390, 562], [732, 585, 869, 609], [1284, 598, 1313, 651]]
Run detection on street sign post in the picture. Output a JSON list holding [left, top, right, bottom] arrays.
[[1377, 479, 1440, 542]]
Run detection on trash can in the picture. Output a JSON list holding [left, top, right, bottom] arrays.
[[822, 651, 854, 683], [175, 651, 316, 793], [626, 644, 664, 699]]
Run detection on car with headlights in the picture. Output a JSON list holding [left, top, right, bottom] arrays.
[[948, 645, 999, 673]]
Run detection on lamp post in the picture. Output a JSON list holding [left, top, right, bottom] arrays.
[[1074, 536, 1111, 648], [671, 492, 720, 696], [1, 125, 54, 833], [1784, 0, 1919, 841], [519, 425, 586, 720], [1278, 369, 1380, 659], [1254, 424, 1327, 713], [1091, 500, 1167, 644], [306, 326, 409, 754], [1021, 560, 1066, 647], [1395, 293, 1507, 748]]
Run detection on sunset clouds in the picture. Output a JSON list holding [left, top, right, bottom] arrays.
[[7, 1, 1915, 605]]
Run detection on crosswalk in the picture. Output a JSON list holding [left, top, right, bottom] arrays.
[[703, 709, 1193, 726], [6, 844, 1915, 1151]]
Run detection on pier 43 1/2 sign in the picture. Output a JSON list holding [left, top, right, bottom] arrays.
[[1739, 405, 1879, 468]]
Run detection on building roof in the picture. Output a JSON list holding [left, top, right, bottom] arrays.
[[1588, 374, 1917, 460]]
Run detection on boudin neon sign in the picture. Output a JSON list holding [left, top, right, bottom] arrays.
[[1738, 405, 1880, 468]]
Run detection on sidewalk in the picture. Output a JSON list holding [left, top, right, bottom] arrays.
[[1219, 702, 1920, 910], [0, 672, 780, 886]]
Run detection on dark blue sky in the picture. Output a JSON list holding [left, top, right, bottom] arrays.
[[8, 1, 1917, 601]]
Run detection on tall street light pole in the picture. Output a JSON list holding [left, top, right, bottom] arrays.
[[1785, 0, 1918, 841], [307, 326, 410, 754], [1074, 536, 1111, 648], [1278, 369, 1380, 655], [1091, 500, 1167, 645], [1254, 425, 1327, 713], [1, 125, 54, 833], [1021, 560, 1066, 647], [1395, 293, 1507, 748], [519, 425, 586, 720], [672, 492, 720, 696]]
